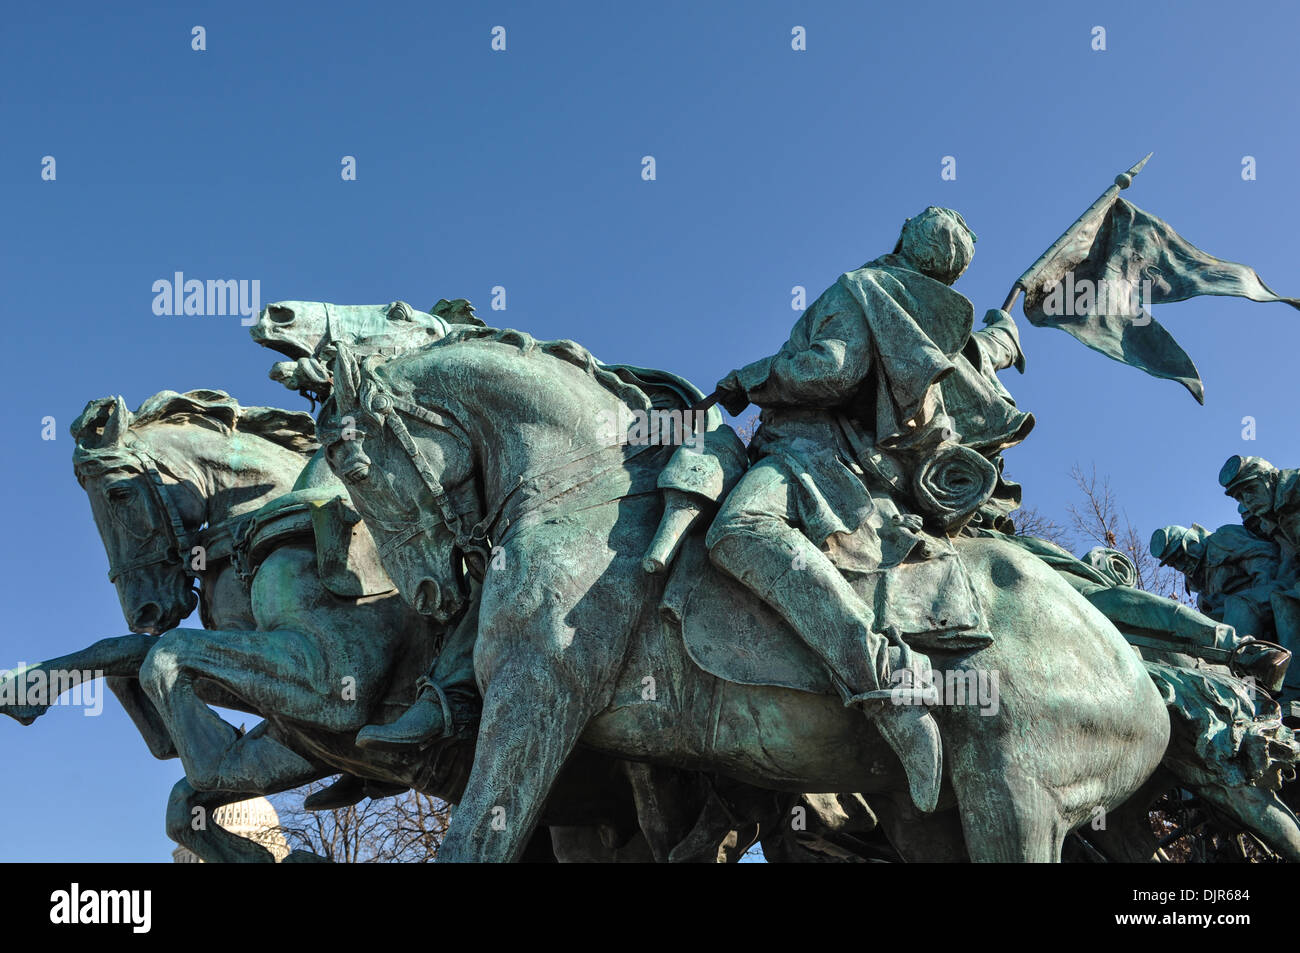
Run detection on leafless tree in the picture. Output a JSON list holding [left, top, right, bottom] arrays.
[[1017, 463, 1187, 602], [1009, 505, 1071, 548], [271, 779, 451, 862], [734, 413, 761, 446]]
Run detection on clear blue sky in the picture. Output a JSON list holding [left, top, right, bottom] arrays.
[[1, 0, 1297, 861]]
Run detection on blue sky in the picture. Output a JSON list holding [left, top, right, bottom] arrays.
[[1, 0, 1297, 860]]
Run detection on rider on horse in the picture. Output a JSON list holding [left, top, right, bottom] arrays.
[[351, 208, 1037, 799], [705, 207, 1032, 811]]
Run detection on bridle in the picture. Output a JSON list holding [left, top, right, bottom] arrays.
[[105, 444, 200, 584], [340, 364, 669, 574], [346, 377, 498, 570], [104, 443, 246, 594]]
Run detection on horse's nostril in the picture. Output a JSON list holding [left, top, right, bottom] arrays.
[[412, 579, 442, 617], [268, 306, 294, 325], [133, 602, 163, 632]]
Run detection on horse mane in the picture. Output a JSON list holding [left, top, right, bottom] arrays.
[[72, 389, 318, 481], [398, 327, 652, 411]]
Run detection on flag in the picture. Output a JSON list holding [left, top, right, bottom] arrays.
[[1021, 198, 1299, 403]]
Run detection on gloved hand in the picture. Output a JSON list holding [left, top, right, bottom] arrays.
[[714, 371, 750, 416]]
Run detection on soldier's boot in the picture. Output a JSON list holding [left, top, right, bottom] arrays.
[[303, 774, 367, 810], [355, 678, 447, 751], [356, 589, 483, 753], [1231, 638, 1292, 695], [303, 775, 408, 809], [709, 534, 943, 813]]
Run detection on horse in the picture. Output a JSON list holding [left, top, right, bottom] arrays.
[[251, 298, 1300, 862], [315, 329, 1172, 862], [10, 388, 807, 862]]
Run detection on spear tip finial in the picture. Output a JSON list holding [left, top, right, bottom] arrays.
[[1115, 152, 1153, 189]]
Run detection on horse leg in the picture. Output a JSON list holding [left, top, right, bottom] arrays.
[[165, 722, 331, 863], [1082, 769, 1171, 863], [107, 676, 176, 759], [872, 794, 970, 862], [949, 750, 1067, 862], [139, 626, 338, 791], [438, 516, 640, 862], [0, 636, 180, 759], [0, 634, 158, 724], [438, 653, 606, 862], [548, 827, 657, 862]]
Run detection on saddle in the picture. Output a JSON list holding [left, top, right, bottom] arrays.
[[232, 484, 396, 599], [659, 530, 991, 696]]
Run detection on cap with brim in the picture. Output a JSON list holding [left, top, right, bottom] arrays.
[[1150, 524, 1208, 566], [1220, 455, 1272, 495]]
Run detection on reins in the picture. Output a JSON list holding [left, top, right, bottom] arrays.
[[105, 445, 199, 583], [105, 443, 245, 588]]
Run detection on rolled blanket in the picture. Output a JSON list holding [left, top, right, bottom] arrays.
[[911, 442, 998, 532], [1082, 546, 1138, 588]]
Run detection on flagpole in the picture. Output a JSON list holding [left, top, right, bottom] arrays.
[[1000, 153, 1153, 312]]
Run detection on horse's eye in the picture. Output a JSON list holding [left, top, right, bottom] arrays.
[[107, 485, 133, 503]]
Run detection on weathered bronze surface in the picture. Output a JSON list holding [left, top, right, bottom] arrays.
[[5, 172, 1299, 862]]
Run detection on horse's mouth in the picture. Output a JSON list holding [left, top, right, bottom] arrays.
[[252, 332, 314, 361]]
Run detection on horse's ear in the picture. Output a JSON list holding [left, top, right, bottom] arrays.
[[431, 298, 485, 327], [239, 406, 320, 454], [135, 389, 238, 431], [70, 395, 130, 448]]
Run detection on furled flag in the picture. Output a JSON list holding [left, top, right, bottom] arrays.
[[1019, 177, 1298, 403]]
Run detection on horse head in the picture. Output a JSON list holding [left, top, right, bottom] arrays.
[[316, 330, 662, 629], [317, 343, 475, 624], [251, 298, 483, 401], [72, 389, 316, 634]]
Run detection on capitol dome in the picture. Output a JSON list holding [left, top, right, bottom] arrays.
[[171, 796, 290, 863]]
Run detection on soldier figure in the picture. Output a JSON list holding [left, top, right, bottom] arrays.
[[1221, 456, 1300, 562], [1220, 456, 1300, 691], [706, 207, 1032, 812], [1151, 523, 1282, 641]]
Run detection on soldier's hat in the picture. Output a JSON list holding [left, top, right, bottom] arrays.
[[1219, 455, 1277, 496], [1150, 524, 1209, 567]]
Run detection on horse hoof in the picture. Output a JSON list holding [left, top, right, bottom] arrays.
[[2, 705, 48, 726], [282, 850, 333, 863]]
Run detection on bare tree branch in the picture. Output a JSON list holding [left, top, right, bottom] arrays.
[[1011, 505, 1071, 547], [271, 779, 452, 862], [734, 413, 760, 446]]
